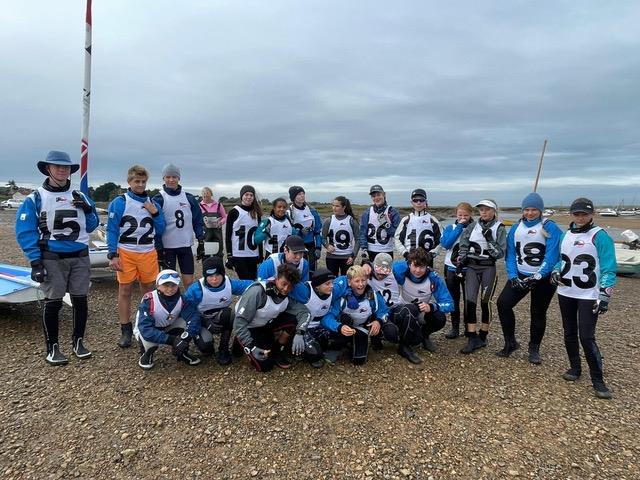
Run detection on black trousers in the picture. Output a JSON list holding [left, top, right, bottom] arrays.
[[233, 256, 259, 280], [444, 268, 465, 330], [496, 275, 556, 345], [558, 294, 604, 383], [325, 257, 351, 276]]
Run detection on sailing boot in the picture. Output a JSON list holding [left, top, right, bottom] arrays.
[[528, 343, 542, 365], [117, 322, 133, 348], [495, 336, 520, 358], [45, 343, 69, 366], [72, 337, 92, 359], [216, 330, 232, 366], [398, 343, 422, 364]]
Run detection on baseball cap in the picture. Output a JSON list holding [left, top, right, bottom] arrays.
[[475, 199, 498, 210], [157, 269, 181, 285], [369, 184, 385, 195], [569, 197, 594, 214], [411, 188, 427, 201], [284, 235, 307, 253], [373, 252, 393, 273]]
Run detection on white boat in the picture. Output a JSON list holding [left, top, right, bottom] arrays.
[[615, 245, 640, 275], [543, 209, 556, 217], [0, 264, 72, 304], [618, 210, 638, 216], [599, 208, 619, 217]]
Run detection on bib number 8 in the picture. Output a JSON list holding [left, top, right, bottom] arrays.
[[516, 241, 545, 267]]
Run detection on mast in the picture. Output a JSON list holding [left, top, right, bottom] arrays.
[[80, 0, 92, 195]]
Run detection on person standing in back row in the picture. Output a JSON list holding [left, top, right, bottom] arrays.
[[359, 185, 400, 262], [322, 195, 359, 276], [153, 164, 204, 289], [395, 188, 441, 264], [288, 186, 322, 273], [16, 151, 99, 365], [225, 185, 262, 279], [199, 186, 227, 259]]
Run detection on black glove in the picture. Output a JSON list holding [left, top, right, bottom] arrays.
[[550, 270, 562, 287], [246, 346, 269, 361], [593, 288, 611, 315], [510, 277, 527, 292], [204, 311, 225, 334], [30, 260, 47, 283], [521, 273, 542, 290], [196, 240, 205, 261], [314, 248, 322, 260], [482, 228, 494, 242], [225, 256, 234, 270], [172, 332, 191, 356], [71, 190, 93, 214]]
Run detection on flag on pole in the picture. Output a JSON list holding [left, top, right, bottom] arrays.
[[80, 0, 92, 195]]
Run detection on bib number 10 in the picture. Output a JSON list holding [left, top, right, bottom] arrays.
[[235, 225, 257, 251]]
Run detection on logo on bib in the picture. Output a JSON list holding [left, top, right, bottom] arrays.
[[573, 240, 585, 247], [527, 229, 538, 235]]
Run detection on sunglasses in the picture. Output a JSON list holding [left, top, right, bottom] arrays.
[[412, 198, 426, 203], [158, 272, 180, 281]]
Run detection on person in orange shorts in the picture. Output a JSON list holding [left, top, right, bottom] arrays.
[[107, 165, 166, 348]]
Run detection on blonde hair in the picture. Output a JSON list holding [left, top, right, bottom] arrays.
[[127, 165, 149, 182], [456, 202, 473, 214], [346, 265, 367, 281], [201, 187, 213, 197]]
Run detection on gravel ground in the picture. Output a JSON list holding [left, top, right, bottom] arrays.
[[0, 209, 639, 479]]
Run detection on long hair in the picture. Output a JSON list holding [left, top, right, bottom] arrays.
[[335, 195, 354, 217]]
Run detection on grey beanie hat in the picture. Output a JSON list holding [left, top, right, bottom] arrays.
[[162, 163, 181, 178]]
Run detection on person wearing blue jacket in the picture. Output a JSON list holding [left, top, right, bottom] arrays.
[[551, 198, 616, 399], [288, 186, 322, 272], [321, 265, 389, 365], [134, 269, 201, 369], [152, 163, 205, 289], [496, 193, 562, 364], [257, 235, 310, 283], [107, 165, 166, 348], [16, 151, 99, 365], [181, 256, 252, 365], [359, 185, 401, 262], [440, 202, 474, 339]]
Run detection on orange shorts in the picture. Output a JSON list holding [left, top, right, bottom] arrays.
[[116, 248, 159, 285]]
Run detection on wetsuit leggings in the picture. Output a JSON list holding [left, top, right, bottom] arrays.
[[558, 294, 604, 383], [444, 268, 465, 331], [497, 275, 556, 345], [325, 257, 351, 276], [464, 264, 498, 328], [233, 257, 259, 280]]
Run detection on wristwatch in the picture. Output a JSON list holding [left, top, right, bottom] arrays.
[[107, 252, 119, 260]]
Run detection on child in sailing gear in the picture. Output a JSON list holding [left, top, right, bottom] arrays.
[[254, 197, 293, 260], [107, 165, 165, 348], [233, 264, 311, 372], [16, 151, 99, 365], [225, 185, 262, 279], [321, 196, 360, 276], [359, 185, 400, 262], [152, 163, 204, 288], [551, 198, 616, 399], [257, 235, 310, 283], [496, 193, 562, 364], [288, 186, 323, 272], [440, 202, 473, 339], [321, 265, 389, 365], [181, 256, 252, 365], [457, 199, 506, 354], [134, 269, 201, 370], [199, 186, 227, 259], [395, 188, 441, 264]]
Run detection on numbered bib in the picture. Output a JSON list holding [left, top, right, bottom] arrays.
[[558, 228, 602, 300]]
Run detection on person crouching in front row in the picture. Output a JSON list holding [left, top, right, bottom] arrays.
[[134, 269, 201, 370]]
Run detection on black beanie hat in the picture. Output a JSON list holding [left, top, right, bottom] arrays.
[[288, 185, 305, 202], [240, 185, 256, 197], [311, 268, 336, 288], [203, 256, 225, 277]]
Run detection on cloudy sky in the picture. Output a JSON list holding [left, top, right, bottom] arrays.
[[1, 1, 639, 206]]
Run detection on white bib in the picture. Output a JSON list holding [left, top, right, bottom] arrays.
[[290, 205, 314, 231], [304, 282, 333, 325], [136, 290, 183, 331], [513, 220, 547, 274], [160, 190, 194, 248], [342, 295, 372, 326], [37, 186, 89, 246], [197, 277, 233, 312], [368, 274, 401, 307], [118, 194, 156, 253], [264, 216, 292, 255], [268, 252, 304, 276], [468, 221, 502, 259], [236, 281, 289, 328], [403, 213, 438, 252], [444, 229, 462, 268], [328, 215, 355, 255], [231, 206, 259, 257], [367, 206, 393, 252], [558, 228, 602, 300], [400, 276, 434, 304]]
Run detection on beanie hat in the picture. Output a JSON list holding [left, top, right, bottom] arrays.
[[311, 268, 336, 288], [203, 256, 225, 277], [288, 185, 305, 202], [240, 185, 256, 197], [521, 192, 544, 212], [162, 163, 181, 178]]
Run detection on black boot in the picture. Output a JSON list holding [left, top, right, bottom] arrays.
[[370, 335, 384, 351], [592, 380, 612, 399], [45, 343, 68, 366], [72, 337, 92, 359], [562, 367, 582, 381], [217, 330, 232, 365], [461, 334, 482, 354], [421, 335, 437, 352], [117, 322, 133, 348], [398, 344, 422, 364], [444, 327, 460, 339], [528, 343, 542, 365], [495, 337, 520, 358]]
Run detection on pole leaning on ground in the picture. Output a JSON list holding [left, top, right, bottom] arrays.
[[533, 139, 547, 193], [80, 0, 92, 195]]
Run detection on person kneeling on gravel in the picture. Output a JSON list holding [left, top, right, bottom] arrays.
[[134, 269, 201, 370], [321, 265, 389, 365], [181, 256, 253, 365], [289, 268, 337, 368], [232, 263, 312, 372]]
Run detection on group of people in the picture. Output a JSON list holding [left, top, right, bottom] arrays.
[[15, 152, 617, 400]]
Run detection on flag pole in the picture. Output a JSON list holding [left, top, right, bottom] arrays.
[[80, 0, 92, 195], [533, 139, 547, 193]]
